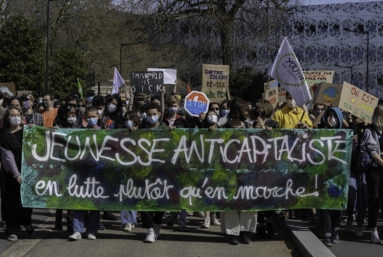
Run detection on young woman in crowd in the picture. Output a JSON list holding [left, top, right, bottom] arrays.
[[364, 104, 383, 244], [317, 107, 344, 247], [53, 103, 80, 232], [1, 107, 34, 242], [119, 111, 140, 232], [69, 106, 102, 241], [253, 100, 279, 239], [221, 98, 257, 245]]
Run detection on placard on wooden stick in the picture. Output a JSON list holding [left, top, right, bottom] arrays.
[[264, 87, 279, 108], [338, 82, 378, 123], [313, 83, 342, 106]]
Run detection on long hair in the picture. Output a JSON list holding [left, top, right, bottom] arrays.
[[2, 107, 24, 130], [371, 104, 383, 126]]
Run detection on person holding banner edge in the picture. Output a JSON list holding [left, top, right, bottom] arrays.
[[1, 107, 34, 242]]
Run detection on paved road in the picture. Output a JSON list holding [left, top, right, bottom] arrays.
[[0, 209, 296, 257], [298, 212, 383, 257]]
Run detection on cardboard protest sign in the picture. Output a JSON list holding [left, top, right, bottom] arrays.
[[303, 70, 334, 85], [264, 80, 278, 92], [130, 71, 164, 93], [22, 126, 352, 211], [313, 83, 342, 106], [0, 82, 16, 96], [338, 82, 378, 122], [147, 68, 177, 84], [201, 64, 229, 103], [278, 86, 287, 104], [264, 87, 279, 108], [17, 90, 32, 96]]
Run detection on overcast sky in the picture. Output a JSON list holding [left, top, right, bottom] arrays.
[[305, 0, 379, 4]]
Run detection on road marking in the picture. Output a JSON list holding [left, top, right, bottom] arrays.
[[1, 210, 54, 257]]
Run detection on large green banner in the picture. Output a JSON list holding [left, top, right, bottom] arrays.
[[21, 126, 352, 211]]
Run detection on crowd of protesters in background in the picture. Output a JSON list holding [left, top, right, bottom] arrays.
[[0, 83, 383, 248]]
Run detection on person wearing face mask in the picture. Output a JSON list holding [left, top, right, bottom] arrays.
[[85, 90, 95, 107], [1, 107, 34, 242], [272, 91, 312, 129], [103, 94, 120, 126], [20, 94, 44, 126], [139, 103, 168, 243], [52, 104, 78, 232], [362, 104, 383, 245], [163, 96, 180, 128], [118, 111, 140, 233], [220, 98, 257, 245], [69, 106, 102, 241], [91, 95, 114, 130], [309, 104, 325, 124], [41, 93, 58, 128], [316, 107, 344, 247]]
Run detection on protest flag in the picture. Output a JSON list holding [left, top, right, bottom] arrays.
[[186, 82, 192, 94], [112, 67, 125, 94], [77, 78, 83, 99], [270, 37, 311, 106]]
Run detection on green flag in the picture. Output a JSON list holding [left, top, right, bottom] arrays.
[[77, 78, 83, 99]]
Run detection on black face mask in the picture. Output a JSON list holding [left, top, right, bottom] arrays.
[[239, 113, 247, 122]]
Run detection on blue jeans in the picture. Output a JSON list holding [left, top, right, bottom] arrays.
[[179, 210, 187, 225], [73, 210, 100, 234], [120, 211, 137, 225]]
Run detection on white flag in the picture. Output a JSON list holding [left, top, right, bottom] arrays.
[[270, 37, 311, 106], [112, 67, 125, 94]]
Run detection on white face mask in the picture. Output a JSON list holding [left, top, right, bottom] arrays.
[[97, 109, 103, 116], [0, 99, 3, 105], [328, 116, 339, 127], [67, 117, 77, 125], [207, 115, 218, 124], [107, 103, 117, 113], [10, 117, 21, 126], [167, 107, 179, 114], [287, 99, 296, 109]]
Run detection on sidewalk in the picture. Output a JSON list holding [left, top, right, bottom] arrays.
[[276, 212, 383, 257], [0, 208, 296, 257]]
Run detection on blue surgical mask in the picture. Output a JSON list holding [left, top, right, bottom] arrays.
[[125, 120, 134, 128], [221, 110, 230, 117], [87, 96, 93, 103], [86, 118, 98, 127], [167, 107, 178, 114], [23, 101, 30, 110], [146, 115, 159, 125]]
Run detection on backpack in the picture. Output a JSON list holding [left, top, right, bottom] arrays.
[[350, 128, 376, 173]]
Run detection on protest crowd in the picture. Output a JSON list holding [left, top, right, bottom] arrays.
[[0, 80, 382, 249], [0, 39, 382, 253]]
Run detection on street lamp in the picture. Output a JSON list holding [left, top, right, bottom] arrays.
[[334, 63, 354, 85], [46, 0, 55, 94], [119, 41, 144, 76], [343, 28, 370, 93]]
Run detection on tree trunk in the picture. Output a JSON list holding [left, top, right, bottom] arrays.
[[220, 16, 234, 66]]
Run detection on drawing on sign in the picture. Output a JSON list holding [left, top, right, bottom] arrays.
[[184, 91, 210, 117], [322, 87, 340, 103], [131, 71, 164, 93]]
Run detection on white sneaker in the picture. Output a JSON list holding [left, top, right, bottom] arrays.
[[87, 233, 96, 240], [371, 231, 382, 244], [7, 234, 18, 242], [144, 228, 156, 243], [355, 227, 363, 237], [154, 224, 161, 239], [345, 218, 353, 232], [211, 216, 221, 226], [123, 223, 133, 233], [69, 232, 82, 241], [200, 217, 210, 228]]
